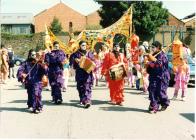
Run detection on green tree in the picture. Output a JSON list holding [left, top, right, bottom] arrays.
[[50, 16, 62, 34], [96, 1, 169, 41]]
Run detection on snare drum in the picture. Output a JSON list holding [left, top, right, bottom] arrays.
[[79, 56, 96, 73], [109, 63, 127, 80]]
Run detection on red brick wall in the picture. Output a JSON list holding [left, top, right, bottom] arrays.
[[34, 3, 86, 33], [185, 19, 195, 29], [86, 11, 101, 26], [168, 13, 185, 27]]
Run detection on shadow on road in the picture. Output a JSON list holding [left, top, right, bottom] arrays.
[[8, 100, 26, 103], [6, 88, 25, 90], [92, 100, 109, 105], [123, 87, 138, 90], [99, 106, 148, 113], [92, 87, 108, 90], [70, 99, 109, 105], [68, 85, 77, 87], [180, 113, 195, 123], [42, 100, 85, 108], [8, 100, 85, 108], [124, 91, 147, 95], [0, 107, 31, 113]]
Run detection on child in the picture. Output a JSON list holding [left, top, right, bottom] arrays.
[[134, 64, 142, 90], [142, 68, 149, 93], [62, 55, 70, 92], [172, 58, 190, 101], [93, 52, 101, 87], [127, 60, 135, 88]]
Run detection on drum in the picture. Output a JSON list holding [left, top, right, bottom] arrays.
[[42, 75, 48, 87], [109, 63, 127, 80], [79, 56, 96, 73]]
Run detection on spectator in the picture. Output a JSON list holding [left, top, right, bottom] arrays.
[[7, 46, 15, 78]]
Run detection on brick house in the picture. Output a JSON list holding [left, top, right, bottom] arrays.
[[167, 12, 185, 27], [182, 13, 195, 30], [34, 2, 101, 33], [150, 12, 186, 46], [151, 12, 195, 54]]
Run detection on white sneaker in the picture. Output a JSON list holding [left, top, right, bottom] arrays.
[[172, 96, 177, 100], [181, 97, 186, 101]]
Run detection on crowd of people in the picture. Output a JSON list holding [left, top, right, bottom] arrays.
[[0, 38, 191, 114]]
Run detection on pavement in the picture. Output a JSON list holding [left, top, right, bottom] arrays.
[[0, 75, 195, 139]]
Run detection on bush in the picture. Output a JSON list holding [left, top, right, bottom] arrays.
[[49, 16, 63, 34], [1, 33, 33, 40], [56, 31, 69, 36]]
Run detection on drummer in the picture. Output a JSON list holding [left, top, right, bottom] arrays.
[[69, 40, 94, 108], [101, 43, 128, 106]]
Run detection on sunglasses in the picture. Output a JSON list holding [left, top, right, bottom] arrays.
[[54, 45, 59, 47], [81, 44, 86, 46]]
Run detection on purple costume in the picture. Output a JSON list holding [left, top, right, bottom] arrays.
[[44, 50, 66, 103], [147, 51, 170, 111], [69, 50, 94, 105], [17, 61, 47, 111]]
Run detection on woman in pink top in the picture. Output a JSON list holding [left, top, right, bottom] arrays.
[[172, 58, 190, 101]]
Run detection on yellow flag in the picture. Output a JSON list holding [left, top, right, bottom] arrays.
[[45, 25, 73, 54]]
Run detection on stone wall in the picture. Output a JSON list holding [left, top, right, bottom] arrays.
[[1, 33, 44, 57], [1, 33, 71, 58]]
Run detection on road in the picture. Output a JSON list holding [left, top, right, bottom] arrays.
[[0, 76, 194, 139]]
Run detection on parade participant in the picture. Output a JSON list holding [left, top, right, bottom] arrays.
[[125, 43, 135, 87], [0, 47, 2, 83], [44, 41, 66, 104], [172, 58, 190, 101], [44, 48, 52, 91], [135, 45, 146, 90], [93, 51, 101, 87], [62, 54, 70, 92], [146, 41, 170, 113], [69, 40, 94, 108], [142, 68, 149, 93], [135, 63, 142, 90], [142, 41, 150, 53], [99, 44, 110, 87], [182, 43, 192, 58], [17, 49, 47, 113], [127, 60, 135, 88], [101, 43, 128, 106]]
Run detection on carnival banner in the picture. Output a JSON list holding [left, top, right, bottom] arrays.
[[45, 6, 132, 54], [73, 6, 132, 49]]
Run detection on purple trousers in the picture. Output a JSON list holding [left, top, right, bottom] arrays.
[[148, 79, 170, 110], [51, 85, 62, 102], [77, 81, 93, 104], [26, 83, 42, 111], [48, 71, 64, 102]]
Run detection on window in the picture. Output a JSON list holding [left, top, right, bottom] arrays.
[[20, 27, 26, 34], [1, 25, 12, 33], [69, 22, 73, 33], [69, 22, 73, 28]]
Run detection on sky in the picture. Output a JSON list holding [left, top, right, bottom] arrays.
[[0, 0, 196, 19]]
